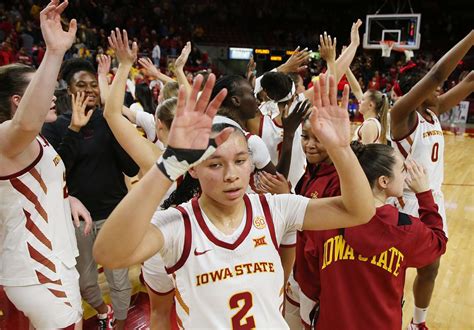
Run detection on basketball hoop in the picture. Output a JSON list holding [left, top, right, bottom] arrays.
[[380, 40, 396, 57]]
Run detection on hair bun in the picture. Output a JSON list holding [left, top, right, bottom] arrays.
[[350, 141, 366, 158]]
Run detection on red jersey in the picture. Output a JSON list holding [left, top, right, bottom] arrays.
[[299, 191, 447, 329], [292, 163, 340, 321]]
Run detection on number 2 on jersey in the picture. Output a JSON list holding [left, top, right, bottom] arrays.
[[431, 142, 439, 162], [229, 291, 256, 329]]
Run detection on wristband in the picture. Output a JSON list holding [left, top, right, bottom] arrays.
[[156, 139, 217, 181]]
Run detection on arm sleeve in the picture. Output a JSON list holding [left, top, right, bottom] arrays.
[[135, 111, 157, 142], [247, 135, 272, 170], [42, 123, 82, 174], [405, 191, 448, 268], [150, 207, 185, 268]]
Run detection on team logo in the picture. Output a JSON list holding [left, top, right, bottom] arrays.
[[253, 236, 267, 247], [311, 191, 319, 199], [253, 216, 266, 229], [53, 155, 61, 166]]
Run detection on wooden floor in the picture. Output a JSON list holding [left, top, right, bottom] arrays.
[[401, 133, 474, 329], [1, 134, 473, 329]]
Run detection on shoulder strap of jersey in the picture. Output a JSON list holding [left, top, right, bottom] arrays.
[[165, 205, 192, 274], [258, 194, 279, 251]]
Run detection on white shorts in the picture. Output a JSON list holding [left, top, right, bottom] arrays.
[[284, 272, 301, 329], [142, 253, 174, 295], [4, 263, 82, 329], [392, 190, 447, 236]]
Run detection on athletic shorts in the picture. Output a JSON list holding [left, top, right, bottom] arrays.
[[4, 263, 82, 329], [391, 190, 448, 236], [142, 253, 174, 295], [284, 272, 301, 328]]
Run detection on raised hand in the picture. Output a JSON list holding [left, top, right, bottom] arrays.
[[138, 57, 160, 79], [350, 19, 363, 46], [40, 0, 77, 53], [69, 92, 93, 132], [246, 55, 257, 88], [108, 28, 137, 66], [279, 46, 310, 73], [257, 171, 291, 194], [167, 74, 232, 150], [405, 159, 430, 193], [174, 41, 191, 71], [319, 31, 336, 63], [282, 99, 311, 135], [309, 74, 350, 149], [97, 54, 111, 76]]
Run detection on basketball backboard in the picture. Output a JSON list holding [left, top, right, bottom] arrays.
[[363, 14, 421, 50]]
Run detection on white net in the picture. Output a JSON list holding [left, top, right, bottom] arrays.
[[380, 41, 395, 57]]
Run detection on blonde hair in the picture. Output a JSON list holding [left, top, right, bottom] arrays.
[[366, 90, 389, 144], [161, 82, 179, 101]]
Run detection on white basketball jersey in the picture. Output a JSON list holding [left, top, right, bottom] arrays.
[[0, 136, 78, 286], [259, 115, 306, 189], [393, 110, 444, 194], [353, 117, 382, 143], [164, 194, 298, 329]]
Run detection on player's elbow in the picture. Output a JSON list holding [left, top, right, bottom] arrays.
[[354, 203, 376, 226], [92, 241, 123, 269]]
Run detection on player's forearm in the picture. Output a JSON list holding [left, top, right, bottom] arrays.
[[276, 132, 294, 178], [345, 68, 363, 101], [334, 43, 357, 84], [327, 146, 374, 223], [94, 165, 172, 261], [429, 31, 474, 85], [105, 63, 156, 170], [98, 74, 110, 105], [175, 68, 192, 98]]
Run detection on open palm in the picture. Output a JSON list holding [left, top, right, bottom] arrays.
[[108, 28, 137, 66], [310, 74, 350, 149], [40, 0, 77, 52], [167, 74, 232, 150]]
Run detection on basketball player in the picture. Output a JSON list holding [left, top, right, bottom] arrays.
[[93, 70, 376, 328], [0, 1, 84, 328], [390, 30, 474, 329], [257, 118, 341, 328], [104, 30, 184, 329], [297, 142, 447, 329]]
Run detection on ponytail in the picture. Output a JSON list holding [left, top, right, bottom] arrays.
[[366, 90, 389, 144], [378, 94, 389, 144]]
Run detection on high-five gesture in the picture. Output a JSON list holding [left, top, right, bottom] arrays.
[[69, 92, 93, 132], [97, 54, 111, 76], [167, 74, 231, 150], [108, 28, 137, 66], [279, 46, 310, 73], [174, 41, 191, 71], [310, 74, 350, 149], [40, 0, 77, 53], [350, 19, 363, 46], [319, 31, 336, 64]]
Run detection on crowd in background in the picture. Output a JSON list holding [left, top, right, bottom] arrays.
[[1, 0, 471, 117]]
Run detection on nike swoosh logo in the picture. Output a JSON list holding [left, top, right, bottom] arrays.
[[194, 248, 212, 256]]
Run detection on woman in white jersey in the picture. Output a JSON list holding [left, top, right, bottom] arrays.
[[390, 30, 474, 329], [103, 30, 196, 329], [94, 68, 376, 328], [345, 65, 390, 144], [0, 1, 86, 328]]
